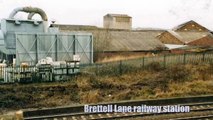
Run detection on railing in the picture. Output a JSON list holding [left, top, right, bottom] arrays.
[[0, 61, 80, 83], [81, 52, 213, 76], [2, 52, 213, 83]]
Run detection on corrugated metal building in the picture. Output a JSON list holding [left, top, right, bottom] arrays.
[[51, 24, 166, 61], [51, 24, 166, 50]]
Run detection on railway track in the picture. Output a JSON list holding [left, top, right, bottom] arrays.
[[23, 95, 213, 120], [171, 115, 213, 120]]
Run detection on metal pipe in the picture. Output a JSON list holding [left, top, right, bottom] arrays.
[[9, 7, 48, 21], [27, 12, 36, 20]]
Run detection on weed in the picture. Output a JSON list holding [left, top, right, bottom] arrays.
[[80, 90, 103, 103], [165, 64, 192, 83]]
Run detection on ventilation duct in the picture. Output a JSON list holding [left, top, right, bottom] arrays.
[[9, 7, 48, 21], [27, 12, 36, 20]]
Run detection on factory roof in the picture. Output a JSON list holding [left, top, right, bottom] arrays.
[[50, 24, 98, 30], [187, 33, 213, 46], [97, 30, 166, 51], [168, 31, 209, 44], [172, 20, 209, 32], [104, 14, 132, 18], [52, 24, 166, 51]]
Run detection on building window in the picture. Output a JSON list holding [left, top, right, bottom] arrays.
[[115, 17, 130, 22]]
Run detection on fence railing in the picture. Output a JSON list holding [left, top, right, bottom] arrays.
[[81, 52, 213, 76], [2, 52, 213, 83], [0, 64, 80, 83]]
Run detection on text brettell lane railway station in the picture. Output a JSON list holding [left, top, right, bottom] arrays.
[[84, 105, 190, 113]]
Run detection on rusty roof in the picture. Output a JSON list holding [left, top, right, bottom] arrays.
[[168, 31, 209, 44], [172, 20, 209, 32]]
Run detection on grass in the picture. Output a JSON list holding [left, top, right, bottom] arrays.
[[96, 54, 150, 63], [0, 115, 15, 120], [1, 62, 213, 115]]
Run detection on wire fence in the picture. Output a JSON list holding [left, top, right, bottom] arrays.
[[81, 52, 213, 76], [1, 52, 213, 83]]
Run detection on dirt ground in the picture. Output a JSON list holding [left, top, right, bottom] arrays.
[[1, 63, 213, 115]]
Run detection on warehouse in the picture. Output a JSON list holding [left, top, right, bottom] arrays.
[[51, 14, 167, 62], [50, 24, 167, 61]]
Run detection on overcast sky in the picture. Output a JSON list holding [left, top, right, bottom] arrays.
[[0, 0, 213, 30]]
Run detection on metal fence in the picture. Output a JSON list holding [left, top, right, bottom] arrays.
[[81, 52, 213, 76], [0, 62, 80, 83], [2, 52, 213, 83]]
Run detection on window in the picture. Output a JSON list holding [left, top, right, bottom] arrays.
[[116, 17, 130, 22]]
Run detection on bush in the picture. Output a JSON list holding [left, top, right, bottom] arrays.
[[147, 62, 164, 71]]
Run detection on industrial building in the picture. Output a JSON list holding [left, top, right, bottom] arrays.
[[156, 20, 213, 53], [157, 20, 212, 47], [0, 7, 93, 65], [51, 13, 166, 61], [51, 24, 166, 60], [103, 14, 132, 30], [52, 15, 213, 61]]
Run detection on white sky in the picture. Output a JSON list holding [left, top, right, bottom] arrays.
[[0, 0, 213, 30]]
